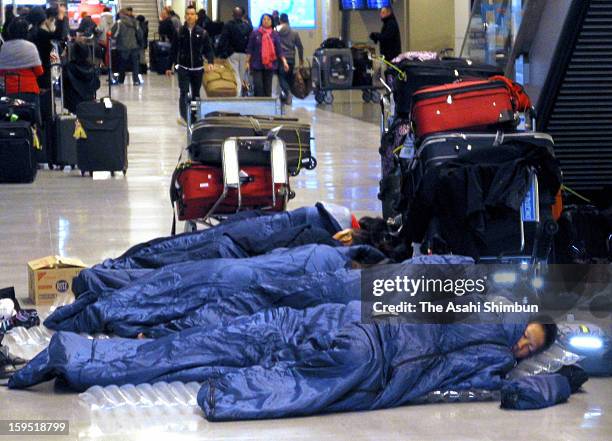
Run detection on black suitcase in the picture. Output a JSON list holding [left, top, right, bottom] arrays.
[[51, 65, 78, 168], [390, 58, 502, 116], [0, 121, 37, 183], [188, 114, 315, 175], [403, 131, 556, 203], [351, 45, 374, 87], [312, 48, 353, 90], [401, 132, 560, 260], [75, 98, 128, 175], [149, 40, 172, 74]]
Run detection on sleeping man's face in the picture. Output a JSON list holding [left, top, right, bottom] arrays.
[[512, 323, 546, 359]]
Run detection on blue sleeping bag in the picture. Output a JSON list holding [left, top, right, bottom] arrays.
[[45, 244, 385, 337], [9, 300, 572, 418], [96, 204, 342, 271]]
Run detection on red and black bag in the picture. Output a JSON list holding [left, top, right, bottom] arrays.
[[410, 77, 532, 139], [170, 162, 288, 222]]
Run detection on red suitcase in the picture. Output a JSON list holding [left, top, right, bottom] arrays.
[[171, 163, 288, 221], [411, 77, 530, 139]]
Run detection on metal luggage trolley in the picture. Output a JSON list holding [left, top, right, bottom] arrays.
[[179, 134, 291, 233], [178, 99, 291, 233], [311, 48, 383, 105]]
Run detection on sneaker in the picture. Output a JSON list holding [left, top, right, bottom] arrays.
[[133, 80, 142, 86], [177, 117, 187, 127]]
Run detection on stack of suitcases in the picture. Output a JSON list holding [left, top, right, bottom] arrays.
[[170, 112, 317, 234], [380, 55, 562, 262], [0, 94, 38, 183]]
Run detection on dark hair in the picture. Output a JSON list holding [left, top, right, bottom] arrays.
[[46, 6, 59, 19], [280, 13, 289, 24], [259, 13, 273, 27], [71, 40, 92, 65], [186, 5, 196, 12], [7, 18, 30, 40], [136, 15, 146, 22], [352, 217, 408, 261], [126, 6, 133, 12], [529, 315, 558, 353]]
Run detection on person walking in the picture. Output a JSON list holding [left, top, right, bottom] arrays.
[[218, 6, 252, 95], [246, 13, 288, 97], [111, 8, 143, 85], [166, 5, 214, 125], [369, 6, 401, 62], [276, 13, 303, 104]]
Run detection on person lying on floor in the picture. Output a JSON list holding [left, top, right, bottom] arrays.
[[85, 203, 408, 274], [72, 211, 407, 297], [9, 300, 583, 420], [45, 243, 392, 337]]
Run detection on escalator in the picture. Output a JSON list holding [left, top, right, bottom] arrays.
[[461, 0, 612, 204]]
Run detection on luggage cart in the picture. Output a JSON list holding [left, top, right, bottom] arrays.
[[187, 97, 282, 143], [176, 133, 292, 233], [311, 49, 383, 105]]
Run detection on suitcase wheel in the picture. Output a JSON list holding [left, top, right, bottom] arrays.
[[362, 90, 371, 102], [122, 170, 127, 176], [324, 92, 334, 105], [81, 170, 85, 177], [111, 171, 115, 177], [289, 190, 296, 200], [305, 157, 317, 170]]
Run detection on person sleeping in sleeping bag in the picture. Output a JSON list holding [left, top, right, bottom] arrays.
[[9, 300, 582, 419], [71, 210, 408, 298], [45, 252, 466, 338], [44, 243, 391, 337]]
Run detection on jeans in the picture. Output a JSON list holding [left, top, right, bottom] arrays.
[[228, 52, 249, 95], [278, 60, 295, 101], [251, 69, 274, 97], [177, 67, 204, 121], [118, 48, 140, 83]]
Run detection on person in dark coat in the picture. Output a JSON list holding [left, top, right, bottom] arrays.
[[369, 6, 401, 61], [246, 13, 288, 97], [166, 5, 214, 124], [111, 8, 143, 85], [62, 41, 100, 114], [158, 6, 177, 43], [218, 6, 253, 95], [1, 5, 15, 41]]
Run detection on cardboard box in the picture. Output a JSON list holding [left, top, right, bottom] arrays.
[[27, 256, 87, 305]]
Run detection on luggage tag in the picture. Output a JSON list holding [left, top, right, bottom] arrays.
[[103, 97, 113, 109], [520, 174, 539, 222]]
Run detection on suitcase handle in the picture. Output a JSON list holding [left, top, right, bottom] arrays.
[[204, 111, 299, 122]]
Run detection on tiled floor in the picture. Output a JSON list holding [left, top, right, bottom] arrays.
[[0, 74, 610, 441]]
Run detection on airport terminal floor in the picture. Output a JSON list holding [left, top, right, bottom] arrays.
[[0, 75, 611, 441]]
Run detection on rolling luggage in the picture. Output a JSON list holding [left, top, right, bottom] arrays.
[[171, 163, 288, 221], [75, 98, 128, 175], [203, 59, 238, 97], [188, 114, 315, 174], [399, 131, 561, 260], [410, 77, 530, 139], [389, 57, 502, 116], [0, 121, 37, 183], [402, 131, 556, 204], [149, 39, 173, 74], [0, 97, 38, 124], [312, 48, 353, 90], [51, 64, 77, 168]]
